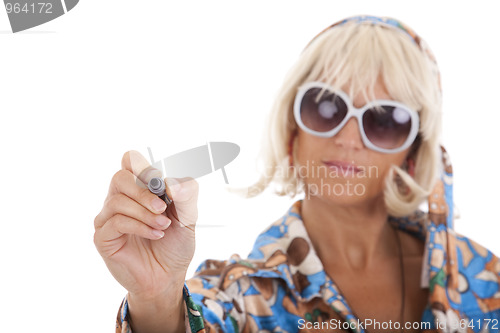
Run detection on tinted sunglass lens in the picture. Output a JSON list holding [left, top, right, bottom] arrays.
[[363, 106, 413, 149], [300, 88, 347, 133]]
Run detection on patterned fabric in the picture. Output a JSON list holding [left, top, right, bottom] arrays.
[[115, 146, 500, 332]]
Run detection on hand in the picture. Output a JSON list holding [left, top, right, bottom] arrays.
[[94, 150, 199, 300]]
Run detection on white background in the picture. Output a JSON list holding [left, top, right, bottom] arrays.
[[1, 1, 499, 331]]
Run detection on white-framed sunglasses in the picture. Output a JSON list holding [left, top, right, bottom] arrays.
[[293, 81, 420, 154]]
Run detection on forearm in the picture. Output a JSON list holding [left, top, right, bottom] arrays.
[[127, 281, 186, 333]]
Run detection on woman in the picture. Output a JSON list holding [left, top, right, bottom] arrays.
[[94, 16, 500, 333]]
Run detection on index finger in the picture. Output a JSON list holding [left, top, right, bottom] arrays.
[[121, 150, 162, 185]]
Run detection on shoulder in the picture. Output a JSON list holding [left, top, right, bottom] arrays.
[[188, 203, 309, 295], [452, 231, 500, 287], [452, 231, 499, 275], [448, 231, 500, 315]]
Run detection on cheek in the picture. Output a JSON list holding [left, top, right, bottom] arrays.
[[295, 134, 321, 164], [367, 160, 391, 180], [364, 154, 407, 188]]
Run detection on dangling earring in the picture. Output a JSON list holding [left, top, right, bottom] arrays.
[[288, 130, 297, 167]]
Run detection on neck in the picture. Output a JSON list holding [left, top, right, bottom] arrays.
[[301, 194, 398, 272]]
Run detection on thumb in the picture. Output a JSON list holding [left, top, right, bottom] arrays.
[[165, 177, 199, 228]]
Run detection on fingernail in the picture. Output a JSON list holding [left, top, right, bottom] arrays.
[[155, 215, 171, 227], [152, 198, 166, 212], [151, 230, 164, 239]]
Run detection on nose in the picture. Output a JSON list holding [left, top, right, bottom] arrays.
[[332, 117, 364, 151]]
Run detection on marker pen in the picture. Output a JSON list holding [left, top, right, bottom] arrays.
[[148, 177, 193, 231], [147, 177, 172, 206]]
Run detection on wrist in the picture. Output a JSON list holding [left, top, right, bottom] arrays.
[[128, 276, 186, 306], [127, 280, 186, 333]]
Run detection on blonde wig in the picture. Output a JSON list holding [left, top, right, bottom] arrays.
[[229, 18, 442, 217]]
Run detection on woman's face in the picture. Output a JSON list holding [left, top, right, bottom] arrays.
[[295, 79, 412, 206]]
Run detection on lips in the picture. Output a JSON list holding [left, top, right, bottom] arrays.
[[322, 160, 362, 174]]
